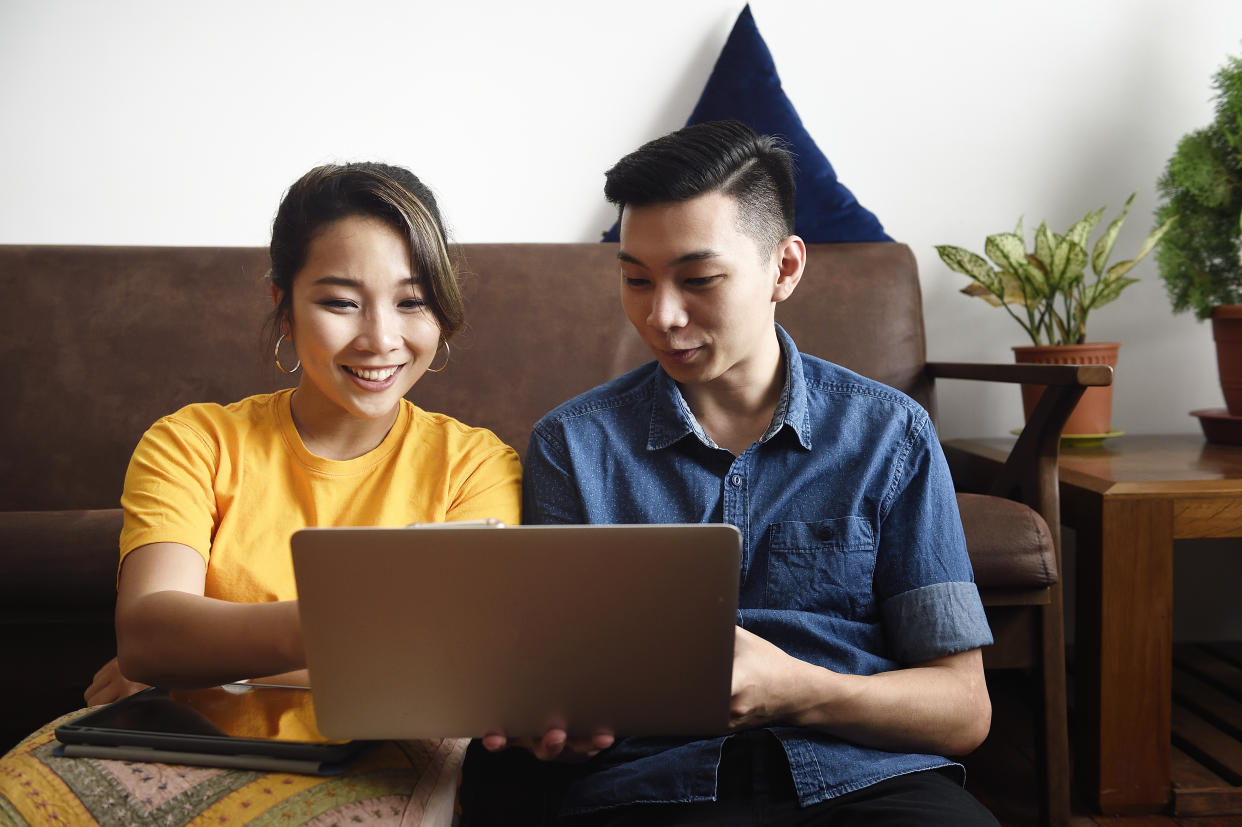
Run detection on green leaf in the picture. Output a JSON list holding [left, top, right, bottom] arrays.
[[1104, 258, 1136, 281], [1091, 192, 1136, 276], [1103, 215, 1177, 282], [985, 233, 1045, 294], [1049, 239, 1088, 290], [985, 233, 1027, 272], [1026, 253, 1048, 277], [1133, 213, 1177, 262], [1066, 206, 1106, 249], [1084, 276, 1140, 310], [935, 245, 996, 285], [1033, 221, 1055, 271]]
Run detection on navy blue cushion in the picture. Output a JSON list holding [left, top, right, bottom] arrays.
[[603, 4, 890, 243]]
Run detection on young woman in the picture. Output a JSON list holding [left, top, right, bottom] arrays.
[[0, 163, 519, 826], [87, 161, 522, 701]]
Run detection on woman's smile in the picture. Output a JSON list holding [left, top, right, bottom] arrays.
[[343, 364, 403, 384]]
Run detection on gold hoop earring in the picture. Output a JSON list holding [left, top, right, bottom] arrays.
[[426, 340, 450, 374], [274, 334, 301, 374]]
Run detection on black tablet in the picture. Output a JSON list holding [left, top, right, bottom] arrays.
[[54, 683, 368, 775]]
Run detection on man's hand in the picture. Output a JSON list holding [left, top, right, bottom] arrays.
[[85, 657, 150, 706], [730, 625, 805, 729], [481, 728, 615, 762]]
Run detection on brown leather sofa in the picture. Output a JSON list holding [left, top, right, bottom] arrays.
[[0, 242, 1103, 824]]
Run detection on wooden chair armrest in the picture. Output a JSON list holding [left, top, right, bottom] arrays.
[[926, 361, 1113, 388], [930, 362, 1113, 547]]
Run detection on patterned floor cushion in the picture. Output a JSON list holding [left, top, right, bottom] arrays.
[[0, 710, 466, 826]]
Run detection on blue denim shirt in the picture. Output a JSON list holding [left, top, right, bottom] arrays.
[[523, 325, 992, 814]]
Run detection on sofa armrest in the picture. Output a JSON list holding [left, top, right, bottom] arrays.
[[0, 509, 122, 613], [0, 510, 122, 751]]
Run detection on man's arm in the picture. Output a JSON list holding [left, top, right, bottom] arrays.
[[730, 625, 990, 756], [732, 411, 988, 756]]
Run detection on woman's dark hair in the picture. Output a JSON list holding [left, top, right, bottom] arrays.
[[267, 162, 463, 347], [603, 120, 796, 255]]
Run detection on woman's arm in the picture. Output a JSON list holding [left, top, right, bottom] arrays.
[[115, 542, 305, 688]]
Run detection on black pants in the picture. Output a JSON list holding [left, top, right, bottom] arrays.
[[461, 731, 999, 827]]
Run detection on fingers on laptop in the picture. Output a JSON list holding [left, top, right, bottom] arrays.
[[480, 728, 614, 761], [480, 731, 513, 751]]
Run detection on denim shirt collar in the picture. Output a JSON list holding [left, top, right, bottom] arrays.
[[646, 324, 812, 453]]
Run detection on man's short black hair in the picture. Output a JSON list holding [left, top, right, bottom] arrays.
[[603, 120, 796, 255]]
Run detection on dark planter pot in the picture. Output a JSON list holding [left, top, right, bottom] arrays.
[[1012, 342, 1120, 436], [1212, 305, 1242, 416]]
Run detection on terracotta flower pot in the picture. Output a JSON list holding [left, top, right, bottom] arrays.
[[1211, 305, 1242, 416], [1012, 342, 1120, 436]]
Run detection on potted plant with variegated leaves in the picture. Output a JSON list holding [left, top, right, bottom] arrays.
[[935, 194, 1174, 436]]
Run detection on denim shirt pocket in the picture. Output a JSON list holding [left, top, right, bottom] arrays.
[[766, 517, 876, 618]]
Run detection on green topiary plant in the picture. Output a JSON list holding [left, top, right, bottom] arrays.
[[935, 195, 1173, 346], [1155, 52, 1242, 319]]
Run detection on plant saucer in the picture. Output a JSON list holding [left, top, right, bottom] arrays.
[[1009, 428, 1124, 448], [1190, 408, 1242, 445]]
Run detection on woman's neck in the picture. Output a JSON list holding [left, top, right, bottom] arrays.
[[288, 389, 400, 461]]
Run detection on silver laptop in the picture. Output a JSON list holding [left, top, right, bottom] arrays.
[[291, 523, 741, 740]]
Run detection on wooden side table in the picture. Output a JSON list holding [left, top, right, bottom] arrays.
[[944, 434, 1242, 815]]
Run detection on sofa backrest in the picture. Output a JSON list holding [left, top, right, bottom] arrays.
[[0, 242, 926, 511]]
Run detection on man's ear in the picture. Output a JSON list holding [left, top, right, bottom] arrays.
[[771, 235, 806, 303]]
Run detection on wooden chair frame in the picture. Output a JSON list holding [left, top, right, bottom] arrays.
[[929, 361, 1113, 826]]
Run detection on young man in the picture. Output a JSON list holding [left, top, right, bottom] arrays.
[[494, 120, 997, 825]]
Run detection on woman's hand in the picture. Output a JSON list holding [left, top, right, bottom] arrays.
[[85, 656, 150, 706]]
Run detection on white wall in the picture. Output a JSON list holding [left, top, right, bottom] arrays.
[[3, 0, 1241, 439]]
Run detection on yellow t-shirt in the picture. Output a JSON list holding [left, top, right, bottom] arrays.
[[119, 389, 522, 603]]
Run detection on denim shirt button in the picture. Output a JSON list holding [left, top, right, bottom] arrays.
[[729, 473, 743, 487]]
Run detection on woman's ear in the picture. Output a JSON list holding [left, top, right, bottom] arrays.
[[771, 235, 806, 303], [270, 285, 290, 337]]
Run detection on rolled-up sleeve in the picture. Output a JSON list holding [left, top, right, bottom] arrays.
[[882, 581, 992, 663]]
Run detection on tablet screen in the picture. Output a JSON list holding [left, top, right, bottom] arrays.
[[53, 684, 368, 774], [75, 684, 342, 743]]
